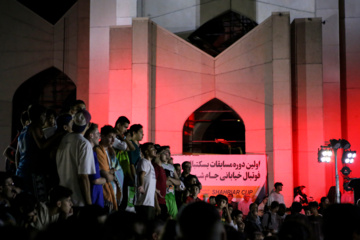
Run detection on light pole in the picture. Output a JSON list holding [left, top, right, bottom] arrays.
[[318, 139, 353, 204]]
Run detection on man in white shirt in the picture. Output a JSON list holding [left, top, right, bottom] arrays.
[[268, 182, 285, 207], [56, 109, 95, 208], [135, 142, 157, 221]]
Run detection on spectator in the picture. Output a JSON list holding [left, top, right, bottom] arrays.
[[261, 201, 279, 234], [228, 193, 238, 210], [159, 146, 181, 219], [32, 185, 73, 230], [135, 142, 157, 221], [56, 109, 95, 210], [268, 182, 285, 207], [229, 209, 245, 232], [127, 124, 144, 211], [95, 125, 124, 212], [152, 146, 169, 221], [215, 194, 231, 224], [238, 193, 253, 217], [185, 183, 202, 204], [3, 111, 30, 175], [84, 123, 106, 208], [0, 171, 17, 207]]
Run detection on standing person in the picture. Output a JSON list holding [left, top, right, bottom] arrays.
[[127, 124, 144, 211], [215, 194, 231, 224], [238, 193, 253, 217], [159, 146, 181, 219], [56, 109, 95, 210], [180, 161, 201, 189], [294, 186, 309, 206], [152, 147, 169, 221], [261, 201, 280, 234], [113, 116, 135, 211], [268, 182, 285, 207], [3, 111, 30, 175], [69, 99, 86, 116], [113, 116, 135, 152], [16, 104, 50, 200], [135, 142, 157, 221], [95, 125, 124, 212], [84, 123, 106, 208], [228, 193, 238, 210]]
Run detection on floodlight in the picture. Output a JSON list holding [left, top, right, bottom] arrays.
[[342, 150, 356, 164], [318, 146, 332, 163]]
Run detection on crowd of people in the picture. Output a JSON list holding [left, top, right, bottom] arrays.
[[1, 99, 360, 240]]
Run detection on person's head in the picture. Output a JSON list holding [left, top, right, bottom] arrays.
[[20, 111, 30, 127], [56, 113, 73, 133], [182, 161, 192, 175], [27, 103, 47, 126], [12, 192, 38, 225], [162, 145, 171, 159], [158, 146, 169, 164], [249, 202, 258, 213], [270, 201, 279, 212], [290, 201, 303, 214], [176, 201, 226, 240], [227, 193, 234, 203], [303, 206, 311, 216], [189, 183, 200, 197], [320, 196, 330, 208], [308, 201, 319, 214], [129, 124, 143, 141], [243, 193, 251, 202], [209, 196, 216, 205], [231, 210, 243, 224], [228, 204, 234, 215], [261, 195, 269, 204], [84, 123, 100, 146], [274, 182, 283, 192], [44, 109, 56, 128], [70, 99, 86, 116], [0, 171, 16, 201], [140, 142, 156, 160], [48, 185, 73, 218], [100, 125, 117, 147], [215, 194, 228, 209], [114, 116, 130, 135], [174, 163, 181, 177], [278, 203, 286, 216], [72, 109, 91, 133], [185, 175, 197, 188]]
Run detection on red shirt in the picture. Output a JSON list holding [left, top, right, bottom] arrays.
[[185, 196, 202, 204], [152, 162, 167, 205]]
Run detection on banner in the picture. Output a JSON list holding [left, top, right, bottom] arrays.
[[172, 154, 267, 202]]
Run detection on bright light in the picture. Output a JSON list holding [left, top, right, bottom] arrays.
[[342, 150, 356, 164], [318, 146, 333, 163]]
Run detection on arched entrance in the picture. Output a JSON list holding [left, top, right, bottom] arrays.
[[183, 98, 245, 154], [12, 67, 76, 138]]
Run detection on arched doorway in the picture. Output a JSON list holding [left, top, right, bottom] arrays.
[[183, 98, 245, 154], [12, 67, 76, 138]]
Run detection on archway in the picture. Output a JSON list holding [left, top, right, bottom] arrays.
[[183, 98, 245, 154], [12, 67, 76, 138]]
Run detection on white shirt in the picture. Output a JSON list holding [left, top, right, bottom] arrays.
[[268, 191, 285, 206], [113, 137, 127, 151], [56, 133, 96, 206], [135, 158, 156, 207]]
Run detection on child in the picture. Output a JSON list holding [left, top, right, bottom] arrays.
[[185, 183, 202, 203], [215, 194, 231, 224]]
